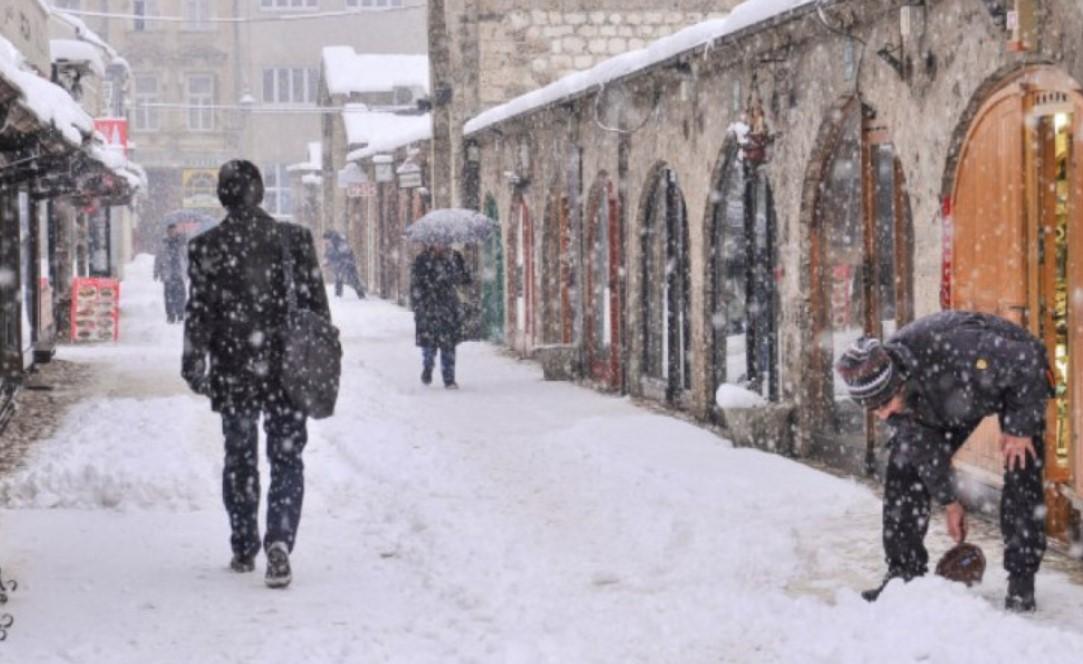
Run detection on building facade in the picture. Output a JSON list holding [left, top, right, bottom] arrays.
[[60, 0, 426, 250], [446, 0, 1083, 547], [2, 0, 142, 427]]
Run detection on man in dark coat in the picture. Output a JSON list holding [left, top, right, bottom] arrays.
[[153, 223, 188, 324], [322, 230, 365, 299], [182, 160, 330, 589], [837, 311, 1052, 611], [410, 244, 470, 388]]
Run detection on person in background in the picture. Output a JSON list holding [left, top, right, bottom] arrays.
[[410, 243, 470, 389], [836, 311, 1051, 612], [323, 230, 365, 299], [153, 223, 188, 324], [183, 160, 330, 589]]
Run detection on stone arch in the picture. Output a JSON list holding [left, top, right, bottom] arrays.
[[800, 94, 916, 468], [637, 161, 692, 405], [703, 132, 780, 412], [584, 171, 623, 391]]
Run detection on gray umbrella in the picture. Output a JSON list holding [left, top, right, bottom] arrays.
[[404, 208, 499, 245]]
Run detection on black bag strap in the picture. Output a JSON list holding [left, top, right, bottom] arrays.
[[278, 224, 299, 315]]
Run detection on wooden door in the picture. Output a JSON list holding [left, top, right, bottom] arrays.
[[951, 87, 1027, 471]]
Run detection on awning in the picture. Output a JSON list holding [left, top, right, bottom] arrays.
[[1, 34, 93, 151]]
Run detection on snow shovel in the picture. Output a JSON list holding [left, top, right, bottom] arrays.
[[935, 543, 986, 587]]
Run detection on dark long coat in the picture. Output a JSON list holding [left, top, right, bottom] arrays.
[[410, 248, 470, 348], [182, 207, 329, 413], [154, 235, 188, 282], [884, 310, 1052, 503]]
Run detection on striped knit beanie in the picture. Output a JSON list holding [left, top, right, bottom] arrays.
[[835, 336, 903, 410]]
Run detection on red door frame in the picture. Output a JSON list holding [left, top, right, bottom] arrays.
[[585, 181, 622, 390]]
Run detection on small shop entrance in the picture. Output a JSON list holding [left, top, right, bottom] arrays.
[[949, 67, 1083, 533], [809, 98, 914, 472]]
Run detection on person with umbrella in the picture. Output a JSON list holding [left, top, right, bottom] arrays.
[[410, 242, 471, 389], [153, 223, 188, 324], [322, 230, 365, 299]]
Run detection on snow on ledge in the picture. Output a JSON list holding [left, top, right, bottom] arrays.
[[322, 46, 429, 97], [347, 116, 431, 162], [464, 0, 816, 136], [0, 35, 93, 147], [715, 384, 768, 410], [51, 39, 106, 77]]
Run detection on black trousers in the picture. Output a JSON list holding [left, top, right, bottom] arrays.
[[220, 402, 308, 559], [163, 278, 186, 322], [883, 432, 1046, 578]]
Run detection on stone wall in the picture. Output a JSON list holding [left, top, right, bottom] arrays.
[[466, 0, 1083, 484], [478, 4, 733, 105]]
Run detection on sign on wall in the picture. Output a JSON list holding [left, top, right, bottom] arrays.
[[182, 169, 219, 209], [95, 118, 129, 158], [71, 277, 120, 343]]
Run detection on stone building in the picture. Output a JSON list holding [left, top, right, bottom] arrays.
[[452, 0, 1083, 546], [436, 0, 743, 207]]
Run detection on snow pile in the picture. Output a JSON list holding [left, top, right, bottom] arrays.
[[49, 39, 105, 76], [3, 253, 1083, 661], [287, 141, 323, 173], [715, 383, 768, 408], [340, 107, 431, 149], [0, 397, 218, 511], [0, 35, 93, 146], [321, 46, 429, 97], [465, 0, 817, 135], [347, 116, 432, 162]]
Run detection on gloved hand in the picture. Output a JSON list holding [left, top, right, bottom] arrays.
[[182, 356, 209, 396]]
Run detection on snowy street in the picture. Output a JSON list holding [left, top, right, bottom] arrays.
[[3, 256, 1083, 663]]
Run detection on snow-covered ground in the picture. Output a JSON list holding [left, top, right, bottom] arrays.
[[3, 255, 1083, 663]]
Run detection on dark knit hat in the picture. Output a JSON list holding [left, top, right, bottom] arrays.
[[835, 336, 903, 410], [217, 159, 264, 209]]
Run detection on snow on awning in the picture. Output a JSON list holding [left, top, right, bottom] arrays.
[[50, 39, 106, 77], [341, 107, 430, 151], [347, 115, 431, 163], [50, 9, 124, 70], [321, 46, 429, 97], [0, 35, 93, 148], [85, 134, 147, 198], [301, 173, 323, 186], [287, 141, 323, 173], [464, 0, 817, 136]]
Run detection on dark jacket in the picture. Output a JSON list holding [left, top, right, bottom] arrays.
[[325, 233, 355, 267], [410, 248, 470, 348], [885, 310, 1052, 503], [182, 207, 329, 413], [154, 235, 188, 282]]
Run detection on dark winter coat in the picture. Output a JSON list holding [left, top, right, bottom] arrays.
[[182, 207, 330, 413], [410, 248, 470, 348], [884, 310, 1053, 504], [154, 235, 188, 282]]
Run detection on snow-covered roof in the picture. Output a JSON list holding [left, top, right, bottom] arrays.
[[50, 9, 124, 69], [321, 47, 429, 97], [301, 173, 323, 186], [87, 133, 147, 195], [341, 107, 430, 150], [465, 0, 816, 136], [50, 39, 106, 77], [347, 115, 431, 162], [287, 141, 323, 173], [0, 34, 93, 146]]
